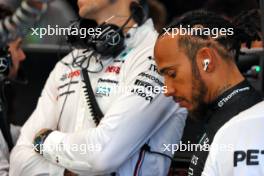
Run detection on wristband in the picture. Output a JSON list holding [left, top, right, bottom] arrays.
[[33, 129, 53, 154]]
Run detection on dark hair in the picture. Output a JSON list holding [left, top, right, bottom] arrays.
[[232, 9, 261, 47], [147, 0, 167, 32], [204, 0, 259, 18], [160, 10, 261, 62], [0, 4, 13, 19]]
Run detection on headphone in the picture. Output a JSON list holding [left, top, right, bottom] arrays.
[[0, 47, 12, 81], [67, 0, 147, 59], [203, 58, 210, 71]]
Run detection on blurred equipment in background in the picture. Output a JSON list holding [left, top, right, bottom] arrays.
[[0, 0, 21, 8], [233, 8, 264, 94], [259, 0, 264, 94], [24, 0, 77, 45], [246, 65, 262, 78], [204, 0, 259, 18], [0, 0, 50, 47]]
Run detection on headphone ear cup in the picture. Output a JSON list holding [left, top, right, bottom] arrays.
[[0, 47, 12, 80], [94, 24, 125, 57], [66, 20, 81, 47]]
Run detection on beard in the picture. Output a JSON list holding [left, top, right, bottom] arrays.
[[188, 61, 209, 121]]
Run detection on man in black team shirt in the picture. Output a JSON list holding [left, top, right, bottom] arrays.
[[154, 10, 263, 176]]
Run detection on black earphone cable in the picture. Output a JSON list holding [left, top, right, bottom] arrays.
[[141, 143, 176, 162]]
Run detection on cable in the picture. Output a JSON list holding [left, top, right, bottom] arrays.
[[141, 144, 175, 161], [134, 143, 177, 176], [56, 61, 73, 130], [56, 45, 76, 130], [72, 50, 104, 73], [81, 68, 104, 126], [0, 82, 14, 150]]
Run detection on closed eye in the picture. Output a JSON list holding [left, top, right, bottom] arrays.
[[167, 70, 177, 79]]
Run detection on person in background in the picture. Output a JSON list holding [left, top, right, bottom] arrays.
[[0, 4, 26, 176]]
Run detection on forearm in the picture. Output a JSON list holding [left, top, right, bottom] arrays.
[[0, 151, 8, 176], [10, 139, 64, 176], [41, 94, 177, 175]]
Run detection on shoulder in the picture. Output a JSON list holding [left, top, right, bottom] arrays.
[[204, 101, 264, 176], [125, 19, 158, 65], [58, 49, 85, 67], [51, 49, 85, 74], [212, 101, 264, 147], [121, 20, 161, 80]]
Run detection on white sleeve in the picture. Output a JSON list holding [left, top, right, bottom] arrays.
[[9, 64, 65, 176], [0, 132, 8, 176], [41, 51, 186, 175], [0, 151, 8, 176], [10, 124, 21, 144]]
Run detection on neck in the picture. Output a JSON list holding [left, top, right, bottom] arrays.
[[209, 64, 245, 102], [100, 15, 136, 33], [93, 2, 136, 31]]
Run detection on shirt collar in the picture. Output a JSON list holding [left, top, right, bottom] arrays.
[[125, 19, 156, 48], [208, 80, 252, 110]]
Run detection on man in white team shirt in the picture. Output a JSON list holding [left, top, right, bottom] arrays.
[[202, 10, 264, 176], [10, 0, 187, 175], [154, 10, 264, 176]]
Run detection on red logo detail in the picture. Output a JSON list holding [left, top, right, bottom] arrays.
[[105, 66, 120, 74], [68, 70, 80, 78]]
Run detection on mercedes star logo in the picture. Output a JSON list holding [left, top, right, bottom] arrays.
[[106, 30, 121, 46], [0, 57, 8, 73]]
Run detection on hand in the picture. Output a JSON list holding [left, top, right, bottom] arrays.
[[27, 0, 54, 10], [27, 0, 45, 10], [64, 169, 78, 176]]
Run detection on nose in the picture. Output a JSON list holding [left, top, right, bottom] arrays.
[[164, 77, 175, 97]]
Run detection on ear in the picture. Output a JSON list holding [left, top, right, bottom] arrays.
[[195, 47, 216, 73]]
